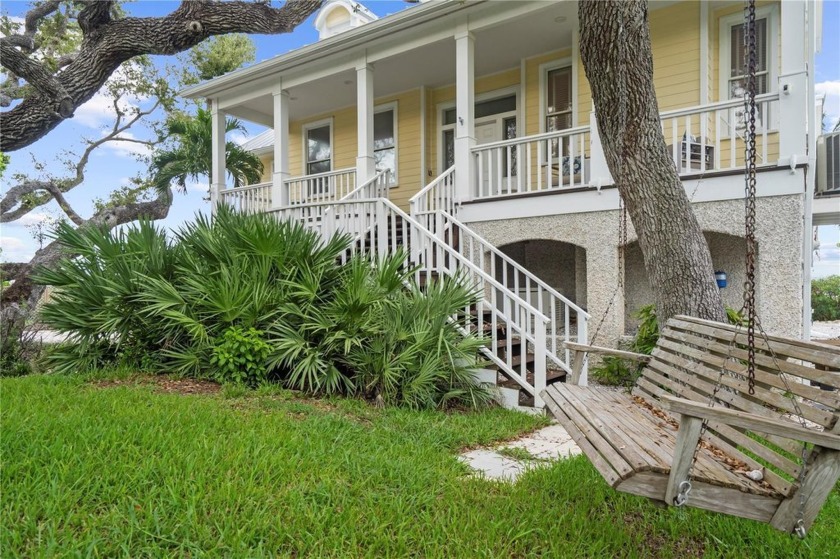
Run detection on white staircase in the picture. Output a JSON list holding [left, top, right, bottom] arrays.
[[273, 169, 590, 409]]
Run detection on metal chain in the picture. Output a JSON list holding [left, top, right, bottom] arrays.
[[743, 0, 758, 396]]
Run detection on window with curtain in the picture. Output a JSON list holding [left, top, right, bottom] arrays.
[[728, 18, 768, 98], [374, 108, 396, 185], [546, 67, 573, 132]]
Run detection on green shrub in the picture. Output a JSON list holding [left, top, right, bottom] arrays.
[[211, 326, 271, 386], [35, 206, 490, 409], [591, 303, 746, 387], [812, 275, 840, 321]]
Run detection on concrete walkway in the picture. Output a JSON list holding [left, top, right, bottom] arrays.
[[458, 423, 581, 482]]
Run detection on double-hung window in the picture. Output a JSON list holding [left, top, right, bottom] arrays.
[[374, 105, 397, 185], [720, 8, 776, 131], [545, 67, 573, 133], [304, 121, 332, 196]]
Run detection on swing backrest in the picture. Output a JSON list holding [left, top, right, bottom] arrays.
[[631, 315, 840, 497]]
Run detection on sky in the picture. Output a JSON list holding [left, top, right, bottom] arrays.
[[1, 0, 839, 281]]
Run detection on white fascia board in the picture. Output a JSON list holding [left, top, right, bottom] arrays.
[[459, 168, 806, 223], [179, 0, 482, 100]]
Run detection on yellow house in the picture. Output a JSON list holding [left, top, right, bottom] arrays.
[[183, 0, 824, 409]]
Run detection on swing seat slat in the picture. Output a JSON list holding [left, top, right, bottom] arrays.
[[544, 315, 840, 533]]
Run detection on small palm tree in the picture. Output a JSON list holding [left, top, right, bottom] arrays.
[[151, 107, 263, 194]]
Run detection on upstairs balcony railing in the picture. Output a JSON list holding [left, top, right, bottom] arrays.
[[219, 181, 272, 214], [470, 93, 782, 202], [473, 126, 591, 199], [282, 167, 357, 206], [659, 92, 780, 175]]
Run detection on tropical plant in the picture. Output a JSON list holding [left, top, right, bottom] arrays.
[[150, 108, 263, 194], [35, 208, 490, 409]]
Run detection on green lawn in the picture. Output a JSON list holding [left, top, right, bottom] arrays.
[[2, 374, 838, 558]]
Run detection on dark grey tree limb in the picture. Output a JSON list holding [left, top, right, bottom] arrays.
[[1, 188, 174, 305], [1, 0, 323, 152], [1, 96, 162, 223]]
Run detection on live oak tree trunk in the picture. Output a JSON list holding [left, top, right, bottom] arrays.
[[579, 0, 726, 323]]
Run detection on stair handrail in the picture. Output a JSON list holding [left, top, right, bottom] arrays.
[[275, 197, 552, 405], [439, 210, 589, 374], [440, 211, 589, 319], [341, 170, 391, 201], [409, 166, 456, 218], [379, 198, 550, 404]]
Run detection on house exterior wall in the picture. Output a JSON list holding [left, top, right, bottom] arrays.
[[254, 0, 785, 202], [469, 191, 805, 345]]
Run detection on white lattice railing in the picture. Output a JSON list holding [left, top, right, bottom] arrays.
[[439, 210, 589, 377], [219, 182, 272, 214], [659, 92, 780, 175], [472, 126, 591, 200], [274, 197, 552, 406], [283, 168, 357, 205], [409, 166, 456, 232]]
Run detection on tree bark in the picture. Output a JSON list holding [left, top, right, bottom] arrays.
[[0, 189, 173, 306], [1, 0, 323, 152], [579, 0, 726, 323]]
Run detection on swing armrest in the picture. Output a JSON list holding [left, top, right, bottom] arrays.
[[563, 342, 651, 363], [660, 395, 840, 450]]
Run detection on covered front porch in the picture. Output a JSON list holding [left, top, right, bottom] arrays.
[[189, 0, 808, 218]]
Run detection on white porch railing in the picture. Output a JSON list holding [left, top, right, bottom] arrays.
[[219, 182, 272, 214], [472, 126, 591, 199], [342, 170, 391, 201], [274, 197, 552, 406], [409, 165, 455, 233], [659, 92, 780, 175], [283, 167, 357, 205], [439, 210, 589, 376]]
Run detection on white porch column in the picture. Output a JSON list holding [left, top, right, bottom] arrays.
[[356, 60, 376, 184], [272, 88, 291, 209], [589, 111, 614, 188], [454, 28, 475, 203], [210, 100, 226, 212], [777, 0, 808, 168]]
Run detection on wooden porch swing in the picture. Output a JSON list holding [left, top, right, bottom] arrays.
[[543, 1, 840, 537]]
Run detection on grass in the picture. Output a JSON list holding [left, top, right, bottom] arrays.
[[2, 374, 838, 558]]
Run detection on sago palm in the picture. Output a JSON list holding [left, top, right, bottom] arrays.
[[151, 107, 263, 194]]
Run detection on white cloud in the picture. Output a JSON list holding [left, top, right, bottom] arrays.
[[14, 211, 53, 226], [0, 236, 34, 263], [186, 181, 209, 193], [99, 131, 153, 158], [816, 80, 840, 132], [73, 91, 138, 129], [229, 131, 249, 146]]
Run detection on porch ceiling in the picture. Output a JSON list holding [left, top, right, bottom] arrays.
[[224, 1, 576, 125]]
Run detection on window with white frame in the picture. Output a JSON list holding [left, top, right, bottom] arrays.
[[545, 66, 573, 133], [305, 122, 332, 175], [726, 18, 769, 98], [304, 120, 332, 196], [374, 105, 397, 185], [720, 8, 776, 130]]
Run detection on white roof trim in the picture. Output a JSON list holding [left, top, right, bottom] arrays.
[[180, 0, 479, 99]]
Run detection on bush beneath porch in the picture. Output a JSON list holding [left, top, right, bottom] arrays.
[[34, 207, 491, 410]]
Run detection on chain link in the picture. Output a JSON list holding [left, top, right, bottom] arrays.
[[743, 0, 758, 396]]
